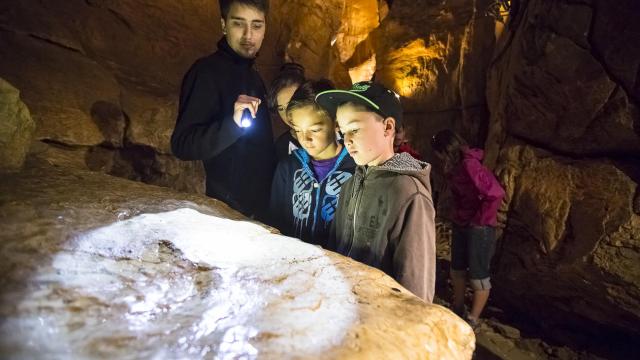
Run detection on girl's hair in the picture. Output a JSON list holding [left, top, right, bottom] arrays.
[[286, 79, 335, 121], [431, 129, 468, 170], [267, 63, 306, 111]]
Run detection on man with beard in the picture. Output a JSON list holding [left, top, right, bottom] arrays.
[[171, 0, 275, 221]]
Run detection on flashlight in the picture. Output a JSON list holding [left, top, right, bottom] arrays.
[[240, 108, 253, 128]]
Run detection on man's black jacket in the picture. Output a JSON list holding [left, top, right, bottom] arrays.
[[171, 38, 276, 219]]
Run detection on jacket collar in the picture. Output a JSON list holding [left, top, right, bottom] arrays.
[[217, 37, 257, 66], [354, 153, 431, 189], [293, 146, 351, 182]]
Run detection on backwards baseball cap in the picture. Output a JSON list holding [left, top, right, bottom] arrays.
[[315, 81, 403, 128]]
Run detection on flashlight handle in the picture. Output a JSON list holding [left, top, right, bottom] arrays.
[[242, 108, 254, 119]]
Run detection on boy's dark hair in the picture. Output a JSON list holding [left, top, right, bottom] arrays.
[[219, 0, 269, 19], [267, 63, 305, 111], [287, 79, 335, 121], [431, 129, 468, 169]]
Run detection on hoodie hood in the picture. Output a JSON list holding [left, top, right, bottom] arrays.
[[376, 152, 432, 191], [351, 152, 432, 199]]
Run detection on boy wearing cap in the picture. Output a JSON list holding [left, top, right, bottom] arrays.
[[316, 82, 436, 303]]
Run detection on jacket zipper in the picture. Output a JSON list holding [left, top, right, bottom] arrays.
[[347, 167, 367, 256]]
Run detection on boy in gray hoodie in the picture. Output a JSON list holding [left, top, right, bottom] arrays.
[[316, 82, 436, 303]]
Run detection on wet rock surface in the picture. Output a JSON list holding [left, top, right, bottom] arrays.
[[0, 160, 475, 359]]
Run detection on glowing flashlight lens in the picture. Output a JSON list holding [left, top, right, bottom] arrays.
[[240, 108, 253, 128]]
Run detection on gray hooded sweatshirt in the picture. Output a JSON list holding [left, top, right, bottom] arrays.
[[329, 152, 436, 303]]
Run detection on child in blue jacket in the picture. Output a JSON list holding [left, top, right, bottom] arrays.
[[269, 80, 356, 247]]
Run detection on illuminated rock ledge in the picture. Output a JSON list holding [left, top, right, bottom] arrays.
[[0, 161, 474, 359]]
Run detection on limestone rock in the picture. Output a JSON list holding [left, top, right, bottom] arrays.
[[486, 0, 640, 166], [27, 141, 92, 171], [333, 0, 380, 63], [0, 78, 36, 172], [0, 31, 120, 147], [273, 0, 381, 75], [492, 323, 521, 340], [0, 162, 475, 359], [83, 145, 206, 194], [492, 141, 640, 337], [590, 0, 640, 103], [0, 0, 217, 93], [121, 88, 178, 154], [482, 0, 640, 340], [0, 0, 217, 192], [366, 0, 496, 152]]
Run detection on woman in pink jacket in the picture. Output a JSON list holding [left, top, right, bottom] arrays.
[[431, 130, 505, 328]]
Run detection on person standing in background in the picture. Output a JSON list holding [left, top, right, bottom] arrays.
[[267, 62, 305, 162], [431, 129, 505, 328], [394, 124, 422, 160]]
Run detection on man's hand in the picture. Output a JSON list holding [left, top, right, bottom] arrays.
[[233, 95, 261, 127]]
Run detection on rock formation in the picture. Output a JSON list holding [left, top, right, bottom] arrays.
[[1, 0, 639, 356], [0, 0, 215, 193], [0, 78, 35, 172], [0, 159, 475, 359], [485, 0, 640, 346]]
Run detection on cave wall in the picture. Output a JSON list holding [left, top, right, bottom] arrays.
[[0, 0, 223, 193], [485, 0, 640, 341], [276, 0, 498, 153], [0, 0, 495, 190], [2, 0, 640, 345]]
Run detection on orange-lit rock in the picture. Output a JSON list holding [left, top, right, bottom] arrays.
[[333, 0, 380, 63], [376, 37, 446, 99], [369, 0, 496, 150], [348, 53, 376, 84], [272, 0, 381, 82]]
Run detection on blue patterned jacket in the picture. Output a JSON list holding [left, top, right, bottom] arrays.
[[268, 146, 355, 247]]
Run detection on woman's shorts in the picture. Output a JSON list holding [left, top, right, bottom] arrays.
[[451, 225, 496, 280]]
